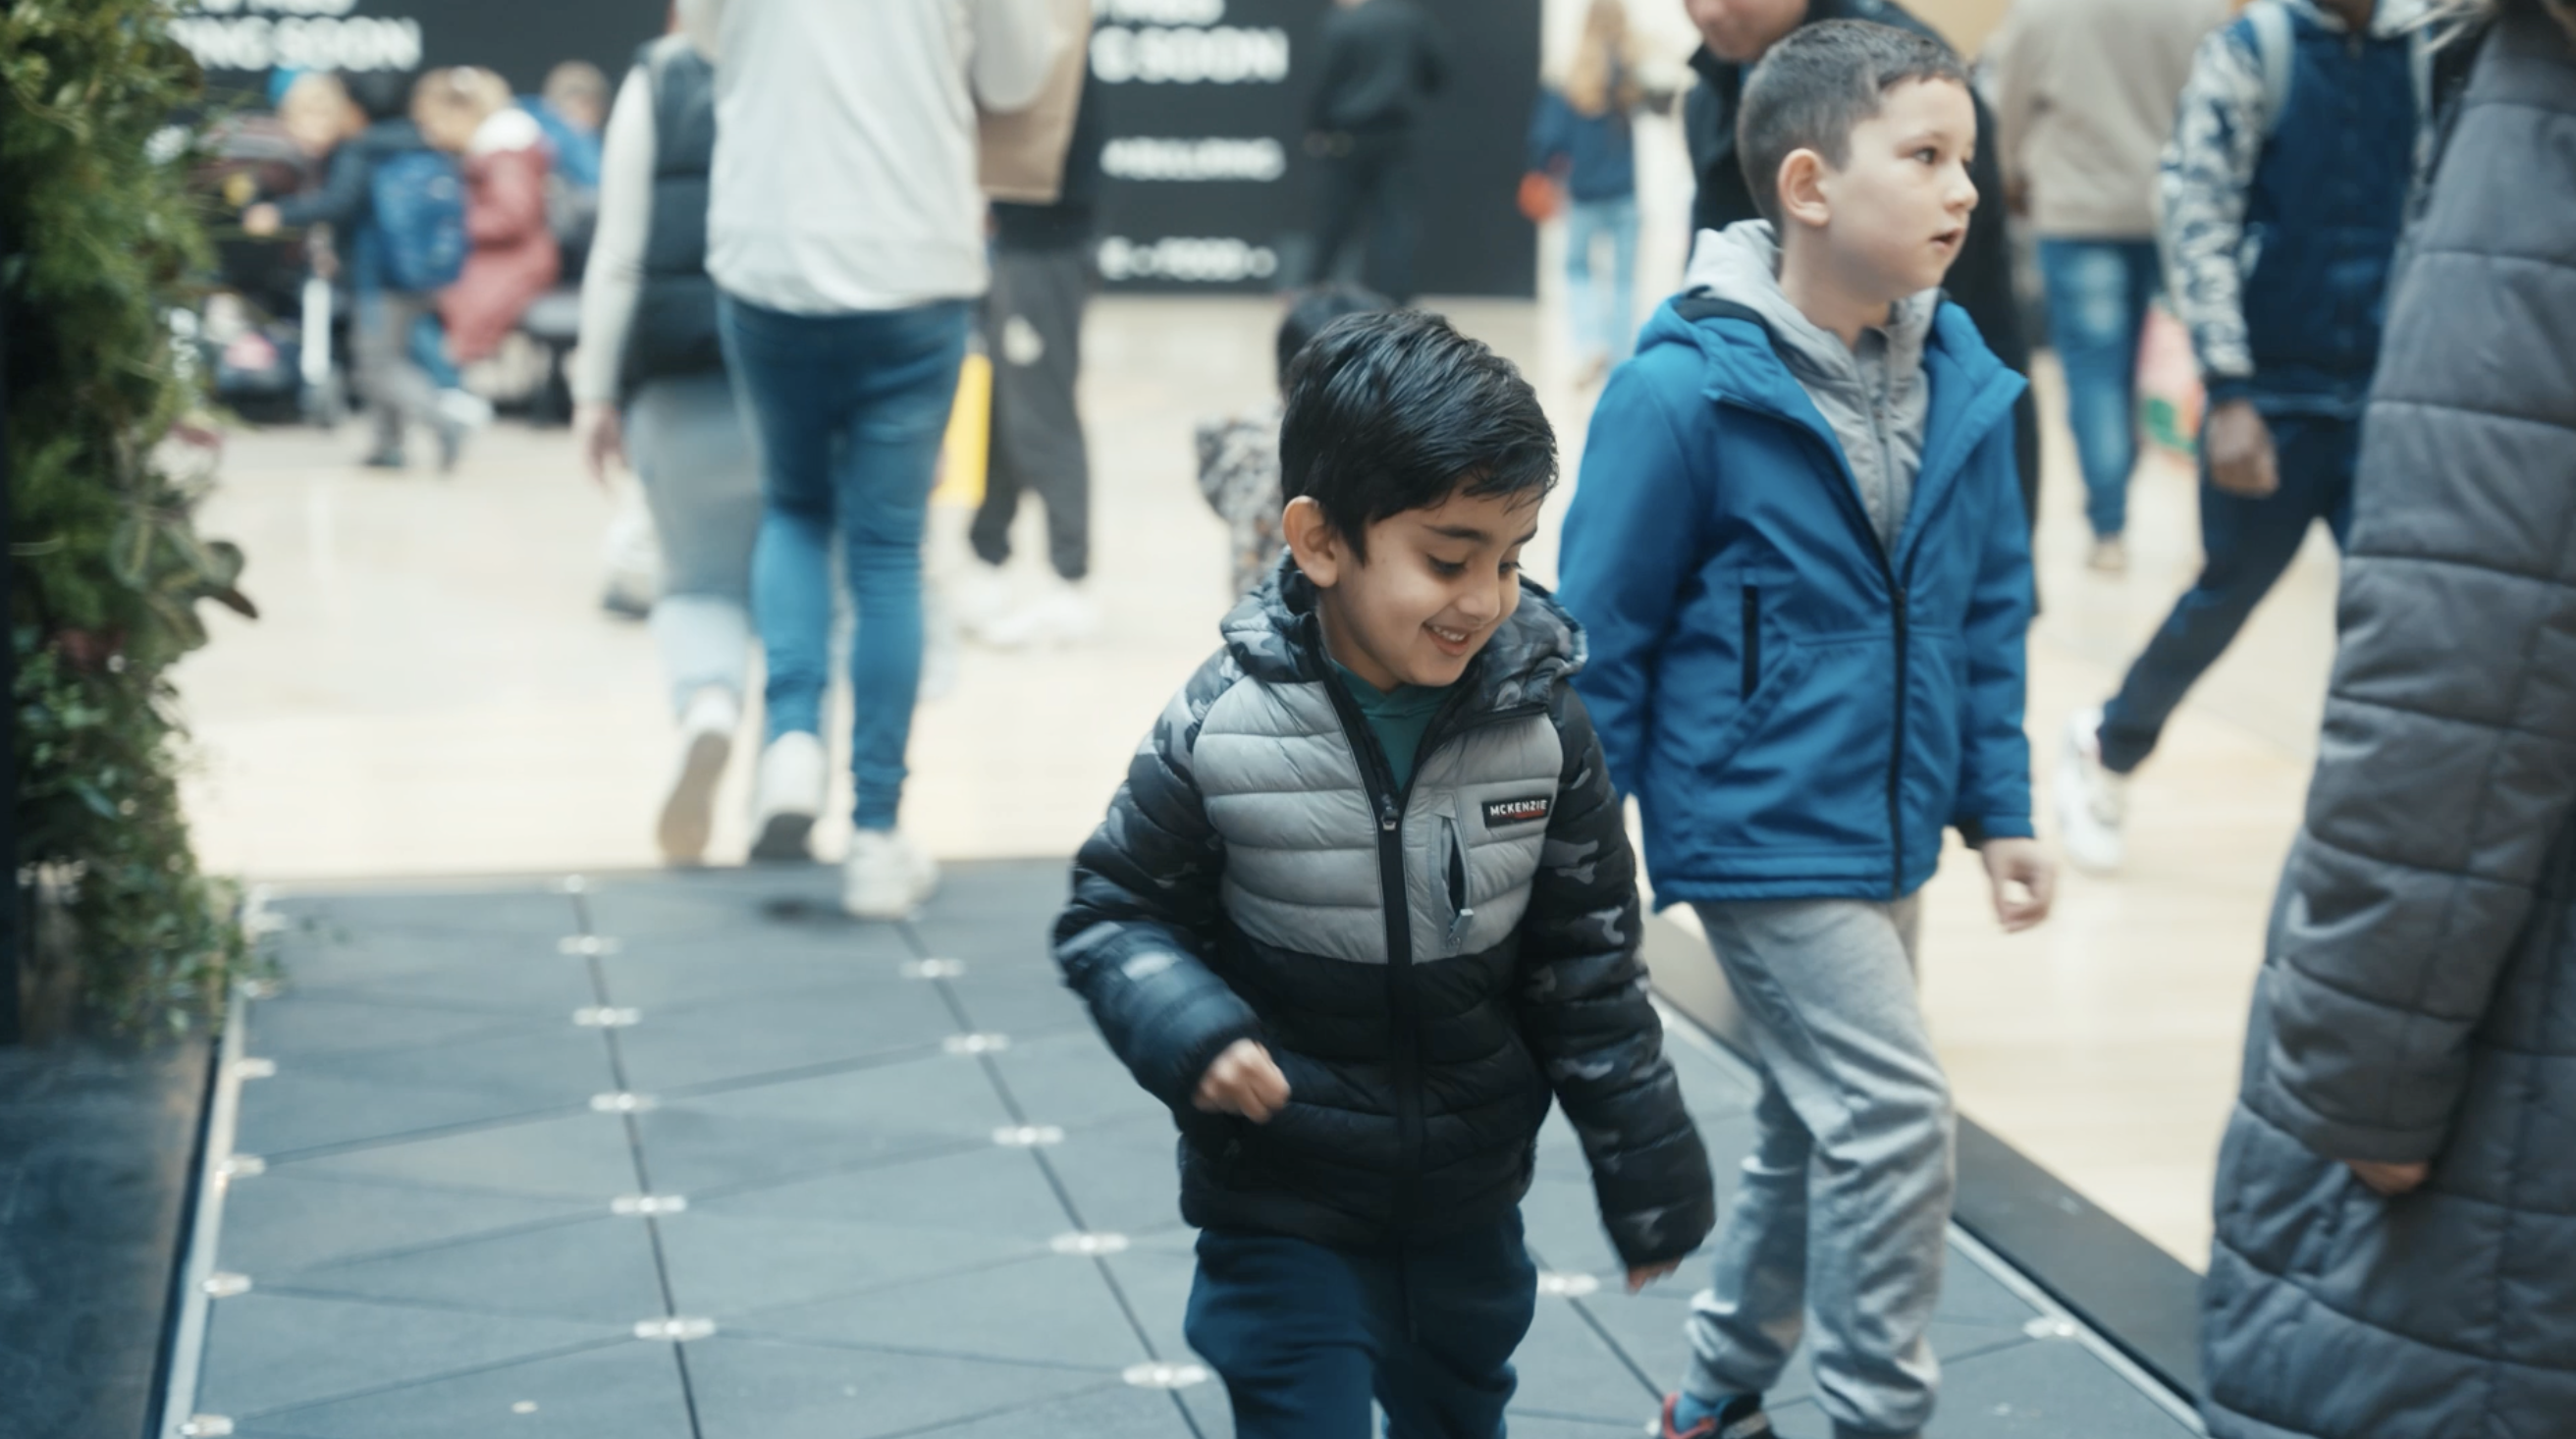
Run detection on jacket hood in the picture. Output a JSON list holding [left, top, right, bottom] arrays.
[[1221, 553, 1585, 713], [1679, 221, 1939, 406], [470, 105, 547, 158], [2283, 0, 2437, 36]]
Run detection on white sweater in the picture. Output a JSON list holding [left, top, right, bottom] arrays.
[[679, 0, 1062, 314]]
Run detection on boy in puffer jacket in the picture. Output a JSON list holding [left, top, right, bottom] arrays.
[[1056, 308, 1716, 1438], [1556, 23, 2053, 1439]]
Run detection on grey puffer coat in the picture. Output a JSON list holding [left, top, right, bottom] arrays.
[[1053, 564, 1716, 1266], [2199, 8, 2576, 1436]]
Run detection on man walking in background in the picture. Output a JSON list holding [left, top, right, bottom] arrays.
[[682, 0, 1061, 918], [1987, 0, 2227, 574], [1306, 0, 1449, 302], [1678, 0, 2041, 531]]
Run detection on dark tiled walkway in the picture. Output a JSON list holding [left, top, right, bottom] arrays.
[[182, 863, 2197, 1438]]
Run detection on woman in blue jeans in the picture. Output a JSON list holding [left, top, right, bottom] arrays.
[[1530, 0, 1650, 390]]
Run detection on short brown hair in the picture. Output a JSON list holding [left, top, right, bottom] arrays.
[[1736, 20, 1971, 228]]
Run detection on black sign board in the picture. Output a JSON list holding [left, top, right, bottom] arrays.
[[175, 0, 1538, 297]]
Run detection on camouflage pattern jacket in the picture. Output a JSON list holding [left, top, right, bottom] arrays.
[[1052, 563, 1716, 1265]]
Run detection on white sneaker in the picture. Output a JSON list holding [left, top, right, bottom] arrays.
[[952, 562, 1016, 635], [2087, 536, 2131, 575], [842, 829, 939, 920], [976, 578, 1100, 650], [749, 731, 828, 863], [2056, 708, 2128, 875], [436, 387, 494, 431], [656, 688, 739, 866]]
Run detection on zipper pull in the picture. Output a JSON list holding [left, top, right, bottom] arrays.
[[1379, 795, 1399, 832], [1447, 906, 1476, 949]]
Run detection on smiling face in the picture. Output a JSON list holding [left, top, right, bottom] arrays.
[[1800, 77, 1980, 302], [1286, 485, 1544, 692]]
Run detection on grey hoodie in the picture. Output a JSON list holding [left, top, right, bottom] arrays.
[[1682, 221, 1940, 552]]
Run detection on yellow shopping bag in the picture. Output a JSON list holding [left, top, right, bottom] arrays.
[[933, 350, 993, 507]]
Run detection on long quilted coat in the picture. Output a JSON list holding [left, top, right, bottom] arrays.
[[2199, 7, 2576, 1434], [1053, 565, 1715, 1267]]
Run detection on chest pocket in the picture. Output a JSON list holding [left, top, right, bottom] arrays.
[[1408, 717, 1563, 959]]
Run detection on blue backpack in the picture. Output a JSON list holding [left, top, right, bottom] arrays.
[[369, 150, 468, 293]]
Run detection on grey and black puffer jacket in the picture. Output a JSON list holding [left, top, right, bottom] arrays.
[[2199, 7, 2576, 1436], [1054, 565, 1716, 1265]]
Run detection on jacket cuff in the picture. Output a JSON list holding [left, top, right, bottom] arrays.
[[2203, 373, 2257, 408], [2246, 1072, 2450, 1167], [1954, 815, 2036, 848]]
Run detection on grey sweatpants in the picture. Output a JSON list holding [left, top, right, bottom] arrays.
[[1685, 897, 1952, 1439], [969, 245, 1092, 581], [629, 373, 762, 717], [357, 290, 442, 456]]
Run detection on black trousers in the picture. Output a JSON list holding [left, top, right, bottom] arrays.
[[969, 245, 1093, 581], [1311, 131, 1420, 302], [1184, 1214, 1538, 1439]]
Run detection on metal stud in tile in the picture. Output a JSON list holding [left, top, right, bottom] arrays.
[[231, 1057, 277, 1081], [179, 1416, 236, 1437], [236, 978, 280, 1001], [591, 1092, 658, 1114], [218, 1155, 266, 1181], [1122, 1361, 1210, 1390], [1534, 1271, 1600, 1298], [634, 1316, 717, 1341], [559, 935, 621, 957], [202, 1273, 252, 1299], [612, 1195, 688, 1216], [510, 1401, 538, 1414], [993, 1124, 1064, 1147], [2021, 1315, 2082, 1341], [1050, 1231, 1130, 1256], [574, 1006, 642, 1029], [902, 958, 965, 980], [560, 875, 589, 894], [942, 1033, 1010, 1055]]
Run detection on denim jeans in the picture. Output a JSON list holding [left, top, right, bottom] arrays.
[[2098, 410, 2356, 774], [2036, 238, 2161, 539], [628, 372, 762, 717], [720, 294, 971, 832], [1566, 194, 1640, 366], [1185, 1214, 1536, 1439]]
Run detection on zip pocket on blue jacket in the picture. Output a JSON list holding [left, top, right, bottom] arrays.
[[1444, 816, 1474, 952], [1742, 584, 1762, 697]]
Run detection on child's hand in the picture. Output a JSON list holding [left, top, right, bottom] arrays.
[[1626, 1260, 1682, 1293], [2205, 400, 2280, 498], [1193, 1039, 1290, 1124], [1981, 837, 2056, 933]]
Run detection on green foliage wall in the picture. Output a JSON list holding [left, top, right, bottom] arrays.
[[4, 1, 257, 1031]]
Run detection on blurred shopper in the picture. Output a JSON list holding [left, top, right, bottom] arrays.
[[2057, 0, 2425, 875], [1559, 25, 2053, 1438], [1681, 0, 2042, 533], [1195, 284, 1387, 603], [414, 69, 561, 368], [1987, 0, 2227, 574], [2197, 5, 2576, 1435], [1306, 0, 1450, 302], [530, 60, 610, 192], [1056, 310, 1715, 1439], [960, 69, 1106, 650], [1530, 0, 1650, 389], [682, 0, 1060, 918], [249, 68, 473, 471], [575, 32, 760, 866]]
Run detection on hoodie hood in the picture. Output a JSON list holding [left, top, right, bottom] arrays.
[[1220, 553, 1585, 714], [469, 105, 546, 158], [1677, 220, 1939, 551]]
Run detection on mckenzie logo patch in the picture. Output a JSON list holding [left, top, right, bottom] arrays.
[[1482, 795, 1553, 827]]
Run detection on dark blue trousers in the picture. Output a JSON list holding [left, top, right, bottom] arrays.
[[1184, 1212, 1538, 1439], [2099, 410, 2358, 774]]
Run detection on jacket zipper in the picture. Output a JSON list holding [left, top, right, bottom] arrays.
[[1315, 658, 1542, 1225], [1741, 584, 1762, 697], [1715, 395, 1911, 897], [1443, 816, 1475, 951]]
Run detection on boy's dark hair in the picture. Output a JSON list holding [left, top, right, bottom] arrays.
[[342, 69, 418, 124], [1275, 283, 1390, 388], [1736, 20, 1971, 228], [1279, 310, 1556, 560]]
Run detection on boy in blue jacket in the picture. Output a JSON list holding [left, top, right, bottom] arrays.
[[1555, 23, 2054, 1439]]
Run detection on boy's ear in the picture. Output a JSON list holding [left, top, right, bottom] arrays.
[[1282, 496, 1346, 590], [1777, 147, 1833, 232]]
